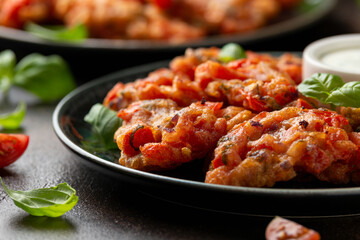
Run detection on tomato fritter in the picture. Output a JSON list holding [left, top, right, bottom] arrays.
[[115, 99, 253, 171], [104, 47, 222, 111], [104, 68, 205, 111], [104, 47, 301, 113], [205, 107, 360, 187], [169, 0, 281, 36], [195, 56, 298, 112], [340, 107, 360, 131], [53, 0, 206, 42]]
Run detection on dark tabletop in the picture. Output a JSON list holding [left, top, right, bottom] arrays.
[[1, 0, 360, 239]]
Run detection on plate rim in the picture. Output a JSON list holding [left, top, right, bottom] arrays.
[[52, 57, 360, 201], [2, 0, 336, 51]]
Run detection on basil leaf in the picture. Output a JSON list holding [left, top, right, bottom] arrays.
[[25, 22, 88, 42], [0, 102, 26, 129], [13, 54, 76, 102], [218, 43, 246, 63], [296, 0, 321, 13], [84, 103, 122, 149], [298, 73, 344, 102], [326, 81, 360, 108], [0, 50, 16, 94], [1, 178, 78, 217], [298, 73, 360, 108]]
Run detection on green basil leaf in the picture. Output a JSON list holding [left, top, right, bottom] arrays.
[[0, 102, 26, 129], [84, 103, 122, 149], [0, 50, 16, 93], [1, 178, 78, 217], [218, 43, 246, 63], [296, 0, 321, 13], [298, 73, 344, 103], [326, 81, 360, 108], [25, 22, 88, 42], [13, 54, 76, 102]]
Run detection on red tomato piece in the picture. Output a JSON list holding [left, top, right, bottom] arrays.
[[122, 125, 155, 157], [266, 216, 320, 240], [131, 126, 155, 149], [0, 134, 29, 168], [212, 156, 224, 169], [152, 0, 172, 9], [103, 82, 125, 110], [292, 99, 313, 109], [0, 0, 31, 28]]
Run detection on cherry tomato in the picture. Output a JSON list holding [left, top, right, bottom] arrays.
[[266, 216, 320, 240], [0, 134, 29, 168], [0, 0, 31, 28]]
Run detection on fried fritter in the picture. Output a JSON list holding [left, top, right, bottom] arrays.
[[340, 107, 360, 131], [104, 47, 223, 111], [205, 107, 360, 187], [115, 99, 253, 171], [53, 0, 206, 41], [104, 48, 301, 113], [104, 68, 205, 111], [195, 56, 298, 112]]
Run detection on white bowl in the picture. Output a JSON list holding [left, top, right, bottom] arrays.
[[303, 34, 360, 82]]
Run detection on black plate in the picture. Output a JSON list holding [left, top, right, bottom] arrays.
[[52, 57, 360, 217], [0, 0, 335, 51]]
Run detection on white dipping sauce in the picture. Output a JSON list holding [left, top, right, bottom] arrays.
[[321, 48, 360, 74]]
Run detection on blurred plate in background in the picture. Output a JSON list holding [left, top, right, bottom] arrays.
[[0, 0, 336, 83]]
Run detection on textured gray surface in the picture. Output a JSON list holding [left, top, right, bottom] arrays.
[[1, 1, 360, 238]]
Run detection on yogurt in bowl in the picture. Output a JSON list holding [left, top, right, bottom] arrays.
[[303, 34, 360, 82], [321, 48, 360, 74]]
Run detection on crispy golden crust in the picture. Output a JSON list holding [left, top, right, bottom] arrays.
[[196, 59, 298, 112], [340, 107, 360, 131], [104, 68, 205, 110], [104, 49, 301, 113], [116, 99, 253, 171], [205, 107, 360, 187]]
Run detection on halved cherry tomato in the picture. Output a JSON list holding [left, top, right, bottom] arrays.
[[0, 134, 29, 168], [266, 216, 320, 240], [0, 0, 31, 28]]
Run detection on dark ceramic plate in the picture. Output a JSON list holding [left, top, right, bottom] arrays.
[[0, 0, 336, 51], [52, 57, 360, 218]]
